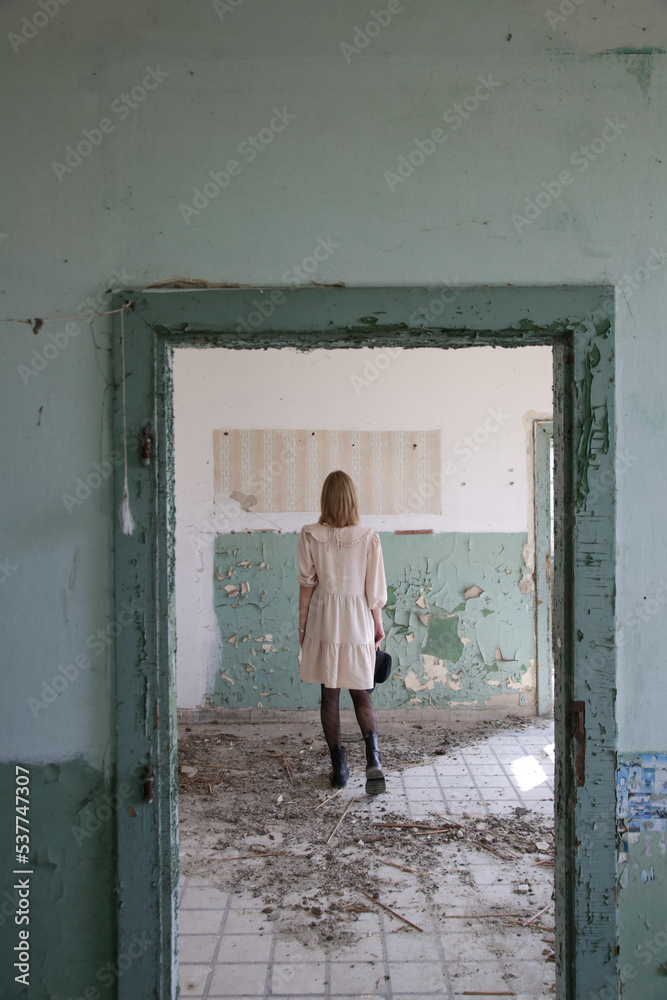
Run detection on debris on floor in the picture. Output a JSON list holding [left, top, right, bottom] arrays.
[[178, 716, 555, 974]]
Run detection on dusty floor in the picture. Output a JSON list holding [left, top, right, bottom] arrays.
[[178, 715, 556, 998]]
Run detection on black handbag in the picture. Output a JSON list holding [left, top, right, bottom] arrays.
[[369, 649, 392, 692]]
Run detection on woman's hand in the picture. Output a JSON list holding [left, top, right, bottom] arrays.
[[299, 628, 306, 647], [371, 608, 384, 650]]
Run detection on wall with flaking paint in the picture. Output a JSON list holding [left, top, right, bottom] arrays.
[[209, 531, 535, 710], [616, 755, 667, 991], [174, 346, 551, 707], [1, 1, 666, 995]]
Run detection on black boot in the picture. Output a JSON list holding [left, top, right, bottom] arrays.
[[364, 732, 386, 795], [329, 746, 349, 788]]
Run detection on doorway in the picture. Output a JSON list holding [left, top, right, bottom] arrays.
[[173, 342, 555, 995], [112, 285, 617, 1000]]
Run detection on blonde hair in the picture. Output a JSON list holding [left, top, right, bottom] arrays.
[[319, 470, 359, 528]]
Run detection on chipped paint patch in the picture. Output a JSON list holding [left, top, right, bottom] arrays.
[[617, 753, 667, 991], [211, 530, 535, 709]]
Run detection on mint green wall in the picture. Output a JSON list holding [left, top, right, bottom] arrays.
[[1, 1, 665, 995], [211, 531, 534, 709], [0, 763, 116, 1000]]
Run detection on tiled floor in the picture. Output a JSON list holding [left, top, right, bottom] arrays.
[[179, 721, 555, 999]]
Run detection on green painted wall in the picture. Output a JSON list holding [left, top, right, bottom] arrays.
[[0, 762, 116, 1000], [210, 531, 535, 709], [1, 0, 666, 993]]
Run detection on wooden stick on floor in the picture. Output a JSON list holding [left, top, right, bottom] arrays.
[[358, 889, 424, 932], [314, 788, 342, 810], [440, 912, 524, 919], [461, 989, 518, 996], [218, 852, 288, 861], [525, 901, 553, 924], [375, 820, 464, 830], [326, 797, 356, 844], [383, 860, 429, 877]]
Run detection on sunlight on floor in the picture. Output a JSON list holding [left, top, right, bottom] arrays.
[[510, 754, 550, 792]]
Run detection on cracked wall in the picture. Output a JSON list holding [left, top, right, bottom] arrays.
[[210, 531, 535, 711]]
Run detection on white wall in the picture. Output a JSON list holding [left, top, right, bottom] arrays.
[[174, 345, 552, 707]]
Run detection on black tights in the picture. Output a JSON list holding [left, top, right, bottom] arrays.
[[320, 685, 377, 750]]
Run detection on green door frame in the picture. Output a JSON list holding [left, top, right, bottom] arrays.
[[112, 285, 617, 1000], [535, 419, 554, 717]]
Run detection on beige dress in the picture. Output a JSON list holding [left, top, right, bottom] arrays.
[[297, 522, 387, 690]]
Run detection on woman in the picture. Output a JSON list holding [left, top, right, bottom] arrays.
[[297, 470, 387, 794]]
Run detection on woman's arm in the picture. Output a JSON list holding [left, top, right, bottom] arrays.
[[298, 585, 315, 646], [371, 607, 385, 650], [365, 532, 387, 650]]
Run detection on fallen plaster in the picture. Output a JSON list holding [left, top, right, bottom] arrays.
[[177, 718, 556, 992]]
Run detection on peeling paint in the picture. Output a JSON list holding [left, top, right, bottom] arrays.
[[576, 343, 610, 509], [229, 490, 257, 511], [210, 530, 535, 709], [617, 753, 667, 988]]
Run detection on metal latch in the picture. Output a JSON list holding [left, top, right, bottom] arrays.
[[143, 763, 154, 802]]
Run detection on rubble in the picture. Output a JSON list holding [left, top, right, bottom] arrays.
[[178, 718, 555, 954]]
